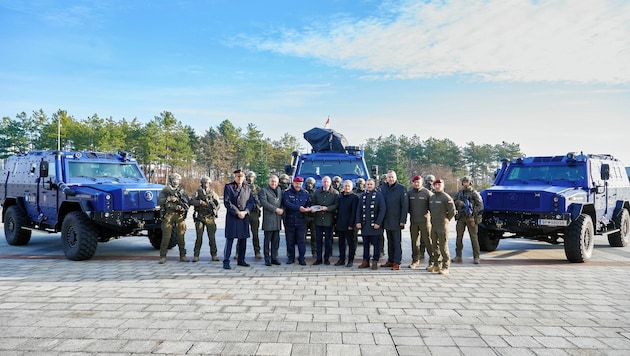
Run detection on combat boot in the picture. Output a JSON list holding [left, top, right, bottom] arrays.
[[179, 256, 190, 262], [439, 268, 450, 275], [192, 256, 199, 262], [474, 258, 480, 264], [452, 256, 463, 263], [159, 257, 167, 264]]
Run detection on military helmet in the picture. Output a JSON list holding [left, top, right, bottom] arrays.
[[246, 171, 256, 178], [279, 174, 290, 182], [332, 175, 342, 183], [425, 174, 435, 182], [356, 178, 365, 185], [169, 173, 182, 186], [200, 175, 211, 184], [305, 177, 316, 185], [461, 175, 471, 182]]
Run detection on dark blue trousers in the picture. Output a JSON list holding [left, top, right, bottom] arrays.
[[285, 225, 306, 263], [362, 234, 380, 261]]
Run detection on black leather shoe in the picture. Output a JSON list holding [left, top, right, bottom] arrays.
[[286, 260, 294, 264], [271, 260, 281, 265], [346, 261, 353, 267], [313, 259, 322, 265], [237, 262, 250, 267], [324, 259, 330, 265], [265, 261, 271, 266], [223, 264, 231, 270], [298, 260, 307, 266], [334, 260, 345, 266]]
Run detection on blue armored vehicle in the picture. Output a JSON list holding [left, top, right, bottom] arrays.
[[0, 150, 169, 260], [479, 152, 630, 262], [285, 127, 370, 189]]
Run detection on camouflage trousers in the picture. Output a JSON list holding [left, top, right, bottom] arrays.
[[455, 217, 480, 259], [160, 212, 187, 258], [194, 215, 217, 257]]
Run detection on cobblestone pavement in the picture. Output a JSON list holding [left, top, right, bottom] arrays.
[[1, 215, 630, 355]]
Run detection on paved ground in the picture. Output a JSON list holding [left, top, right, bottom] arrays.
[[1, 214, 630, 355]]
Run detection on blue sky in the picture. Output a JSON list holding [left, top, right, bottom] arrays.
[[1, 0, 630, 164]]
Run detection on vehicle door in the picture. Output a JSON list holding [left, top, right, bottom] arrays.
[[38, 156, 59, 226]]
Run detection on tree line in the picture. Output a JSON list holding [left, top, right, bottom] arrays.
[[0, 109, 522, 192]]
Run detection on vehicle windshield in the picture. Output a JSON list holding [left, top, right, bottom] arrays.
[[68, 162, 144, 180], [505, 165, 585, 184], [299, 159, 366, 177]]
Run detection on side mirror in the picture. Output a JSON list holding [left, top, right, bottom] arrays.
[[601, 164, 610, 181], [40, 161, 49, 178]]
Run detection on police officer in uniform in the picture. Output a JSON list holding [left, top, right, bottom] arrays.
[[452, 176, 484, 264], [283, 177, 311, 265], [428, 179, 456, 275], [157, 173, 190, 264], [190, 176, 220, 262]]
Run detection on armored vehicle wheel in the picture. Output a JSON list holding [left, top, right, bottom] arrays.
[[4, 205, 32, 245], [148, 228, 177, 249], [564, 213, 594, 263], [608, 208, 630, 247], [61, 211, 98, 261], [478, 226, 500, 252]]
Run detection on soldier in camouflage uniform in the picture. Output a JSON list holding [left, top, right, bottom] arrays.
[[332, 176, 342, 192], [157, 173, 190, 264], [353, 178, 366, 194], [246, 171, 262, 259], [452, 176, 484, 264], [190, 176, 221, 262], [278, 174, 291, 191]]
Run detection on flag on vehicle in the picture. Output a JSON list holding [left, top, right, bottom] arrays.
[[324, 116, 330, 128]]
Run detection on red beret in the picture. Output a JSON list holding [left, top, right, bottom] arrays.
[[433, 179, 443, 184], [293, 176, 304, 182], [412, 175, 422, 182]]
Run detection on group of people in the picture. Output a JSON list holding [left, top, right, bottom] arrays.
[[156, 169, 484, 275]]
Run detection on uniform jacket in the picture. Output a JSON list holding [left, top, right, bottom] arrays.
[[382, 181, 409, 230], [453, 186, 484, 220], [223, 182, 255, 239], [356, 189, 386, 236], [336, 192, 359, 232], [157, 184, 190, 215], [282, 186, 311, 227], [311, 187, 339, 227], [429, 191, 456, 227], [259, 184, 283, 231], [408, 187, 432, 224], [190, 186, 220, 218]]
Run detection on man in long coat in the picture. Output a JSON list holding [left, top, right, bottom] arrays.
[[223, 169, 256, 269]]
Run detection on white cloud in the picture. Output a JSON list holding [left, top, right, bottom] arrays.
[[251, 0, 630, 84]]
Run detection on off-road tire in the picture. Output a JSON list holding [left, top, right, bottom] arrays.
[[478, 226, 500, 252], [61, 211, 98, 261], [148, 228, 177, 249], [4, 205, 32, 245], [608, 208, 630, 247], [564, 213, 594, 263]]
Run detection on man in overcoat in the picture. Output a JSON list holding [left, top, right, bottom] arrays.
[[223, 169, 256, 269]]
